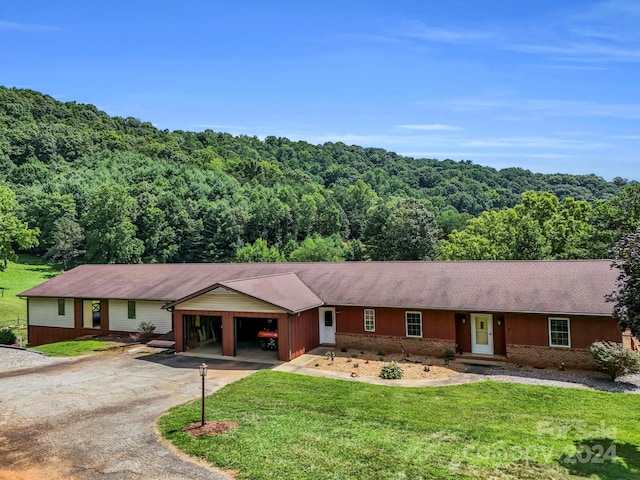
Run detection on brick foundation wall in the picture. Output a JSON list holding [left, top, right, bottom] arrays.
[[507, 344, 596, 369], [336, 333, 455, 357]]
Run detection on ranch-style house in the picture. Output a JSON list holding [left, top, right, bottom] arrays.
[[20, 260, 624, 368]]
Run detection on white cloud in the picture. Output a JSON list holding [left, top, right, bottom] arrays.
[[444, 97, 640, 120], [0, 20, 63, 33], [397, 124, 462, 131]]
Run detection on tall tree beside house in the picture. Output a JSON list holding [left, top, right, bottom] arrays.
[[363, 198, 440, 260], [439, 191, 593, 260], [608, 229, 640, 338], [0, 185, 39, 270], [235, 238, 286, 263], [82, 184, 144, 264], [287, 234, 347, 262], [45, 215, 85, 269]]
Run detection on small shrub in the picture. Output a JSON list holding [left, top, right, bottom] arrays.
[[377, 350, 386, 356], [443, 349, 455, 365], [0, 328, 17, 345], [351, 353, 358, 358], [346, 358, 352, 363], [589, 341, 640, 380], [380, 361, 404, 379], [136, 321, 156, 342], [340, 347, 348, 352]]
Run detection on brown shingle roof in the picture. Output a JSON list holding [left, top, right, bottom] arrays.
[[19, 260, 617, 316], [165, 273, 324, 313]]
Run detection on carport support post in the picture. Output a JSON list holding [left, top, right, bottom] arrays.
[[199, 363, 208, 427]]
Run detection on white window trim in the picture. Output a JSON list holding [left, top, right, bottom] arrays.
[[548, 317, 571, 348], [405, 311, 422, 338], [364, 308, 375, 332], [128, 300, 136, 320], [57, 298, 65, 316]]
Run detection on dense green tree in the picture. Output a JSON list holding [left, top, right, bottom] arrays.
[[608, 230, 640, 337], [235, 238, 285, 263], [24, 192, 77, 253], [0, 185, 39, 270], [82, 184, 144, 263], [288, 235, 347, 262], [45, 216, 85, 269], [440, 191, 593, 260], [335, 180, 378, 239], [200, 200, 249, 262], [363, 198, 440, 260], [135, 192, 178, 263]]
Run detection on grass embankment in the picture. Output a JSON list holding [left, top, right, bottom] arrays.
[[159, 371, 640, 480], [30, 340, 111, 357], [0, 255, 62, 342]]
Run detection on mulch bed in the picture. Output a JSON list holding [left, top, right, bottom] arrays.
[[182, 421, 239, 437]]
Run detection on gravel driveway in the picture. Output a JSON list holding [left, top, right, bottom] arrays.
[[0, 347, 266, 479]]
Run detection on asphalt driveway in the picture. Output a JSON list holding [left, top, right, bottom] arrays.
[[0, 348, 266, 479]]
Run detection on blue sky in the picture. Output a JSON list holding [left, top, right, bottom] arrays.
[[2, 0, 639, 180]]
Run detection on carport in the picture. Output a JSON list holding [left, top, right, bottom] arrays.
[[164, 273, 323, 362]]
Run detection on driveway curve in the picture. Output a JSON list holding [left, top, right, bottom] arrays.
[[0, 348, 265, 479]]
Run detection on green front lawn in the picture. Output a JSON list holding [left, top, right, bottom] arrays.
[[31, 340, 111, 356], [159, 371, 640, 480], [0, 254, 63, 342]]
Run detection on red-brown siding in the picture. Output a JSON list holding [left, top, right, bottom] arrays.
[[454, 313, 471, 353], [28, 325, 133, 347], [506, 314, 621, 348], [494, 314, 506, 355], [336, 306, 454, 339], [289, 308, 320, 360]]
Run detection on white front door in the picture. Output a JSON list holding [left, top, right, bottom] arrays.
[[318, 307, 336, 344], [471, 313, 493, 355]]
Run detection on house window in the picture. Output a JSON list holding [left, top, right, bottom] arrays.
[[364, 309, 375, 332], [324, 310, 333, 327], [57, 299, 65, 316], [405, 311, 422, 338], [548, 317, 571, 347], [128, 300, 136, 319]]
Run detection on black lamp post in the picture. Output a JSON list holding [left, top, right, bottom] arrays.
[[199, 362, 208, 427]]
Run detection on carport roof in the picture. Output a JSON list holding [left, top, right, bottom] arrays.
[[166, 272, 324, 313], [19, 260, 618, 316]]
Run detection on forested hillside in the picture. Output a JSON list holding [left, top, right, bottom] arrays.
[[0, 86, 637, 266]]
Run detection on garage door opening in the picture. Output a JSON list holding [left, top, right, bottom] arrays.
[[183, 315, 222, 351], [235, 317, 278, 358]]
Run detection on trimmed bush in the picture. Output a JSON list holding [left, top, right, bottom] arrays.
[[136, 321, 156, 342], [0, 328, 17, 345], [589, 341, 640, 380], [380, 361, 404, 379]]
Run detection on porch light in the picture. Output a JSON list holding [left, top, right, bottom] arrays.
[[199, 363, 208, 427]]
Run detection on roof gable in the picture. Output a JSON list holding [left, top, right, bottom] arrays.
[[166, 272, 323, 313]]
